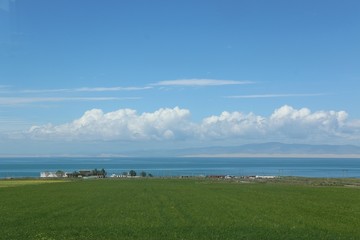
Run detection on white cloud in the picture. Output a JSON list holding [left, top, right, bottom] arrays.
[[198, 105, 358, 143], [20, 86, 151, 93], [152, 79, 253, 86], [75, 86, 152, 92], [0, 97, 139, 105], [20, 89, 70, 94], [226, 93, 326, 98], [268, 105, 349, 139], [200, 112, 266, 139], [26, 105, 360, 143], [29, 107, 194, 141]]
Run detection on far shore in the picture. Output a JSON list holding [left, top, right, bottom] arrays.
[[1, 154, 360, 159], [183, 153, 360, 158]]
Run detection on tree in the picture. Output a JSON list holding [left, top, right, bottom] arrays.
[[100, 168, 107, 177], [129, 170, 137, 177], [140, 171, 147, 177], [70, 171, 80, 178], [56, 170, 65, 177], [92, 168, 99, 176], [148, 173, 153, 177]]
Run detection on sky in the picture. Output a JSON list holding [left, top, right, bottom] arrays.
[[0, 0, 360, 156]]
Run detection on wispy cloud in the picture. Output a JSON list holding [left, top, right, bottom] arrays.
[[75, 86, 152, 92], [20, 86, 152, 93], [0, 97, 140, 105], [0, 117, 30, 131], [20, 89, 69, 93], [225, 93, 327, 99], [152, 79, 254, 87]]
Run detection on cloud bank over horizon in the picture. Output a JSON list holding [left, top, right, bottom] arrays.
[[26, 105, 360, 144]]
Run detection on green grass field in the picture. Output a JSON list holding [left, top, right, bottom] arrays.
[[0, 179, 68, 188], [1, 178, 360, 240]]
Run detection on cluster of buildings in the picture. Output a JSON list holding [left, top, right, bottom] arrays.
[[40, 170, 277, 180], [40, 169, 106, 179], [178, 175, 277, 179], [204, 175, 277, 179], [110, 174, 140, 178]]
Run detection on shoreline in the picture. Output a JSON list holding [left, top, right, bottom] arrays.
[[183, 153, 360, 158], [1, 154, 360, 159]]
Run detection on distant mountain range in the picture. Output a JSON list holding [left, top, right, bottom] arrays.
[[124, 142, 360, 157], [3, 142, 360, 158]]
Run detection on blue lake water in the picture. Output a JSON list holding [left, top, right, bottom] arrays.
[[1, 157, 360, 178]]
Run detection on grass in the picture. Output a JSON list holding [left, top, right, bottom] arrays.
[[0, 179, 68, 188], [1, 178, 360, 239]]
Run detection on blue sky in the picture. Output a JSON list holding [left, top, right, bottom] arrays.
[[0, 0, 360, 155]]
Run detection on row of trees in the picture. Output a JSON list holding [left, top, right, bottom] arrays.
[[55, 169, 153, 178], [123, 170, 153, 177], [91, 168, 107, 177], [65, 168, 107, 178]]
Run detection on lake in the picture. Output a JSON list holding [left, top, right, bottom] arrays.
[[1, 157, 360, 178]]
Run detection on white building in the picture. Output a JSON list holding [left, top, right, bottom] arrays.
[[40, 171, 67, 178], [40, 172, 58, 178], [255, 175, 277, 179]]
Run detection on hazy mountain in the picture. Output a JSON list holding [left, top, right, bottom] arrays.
[[124, 142, 360, 157]]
